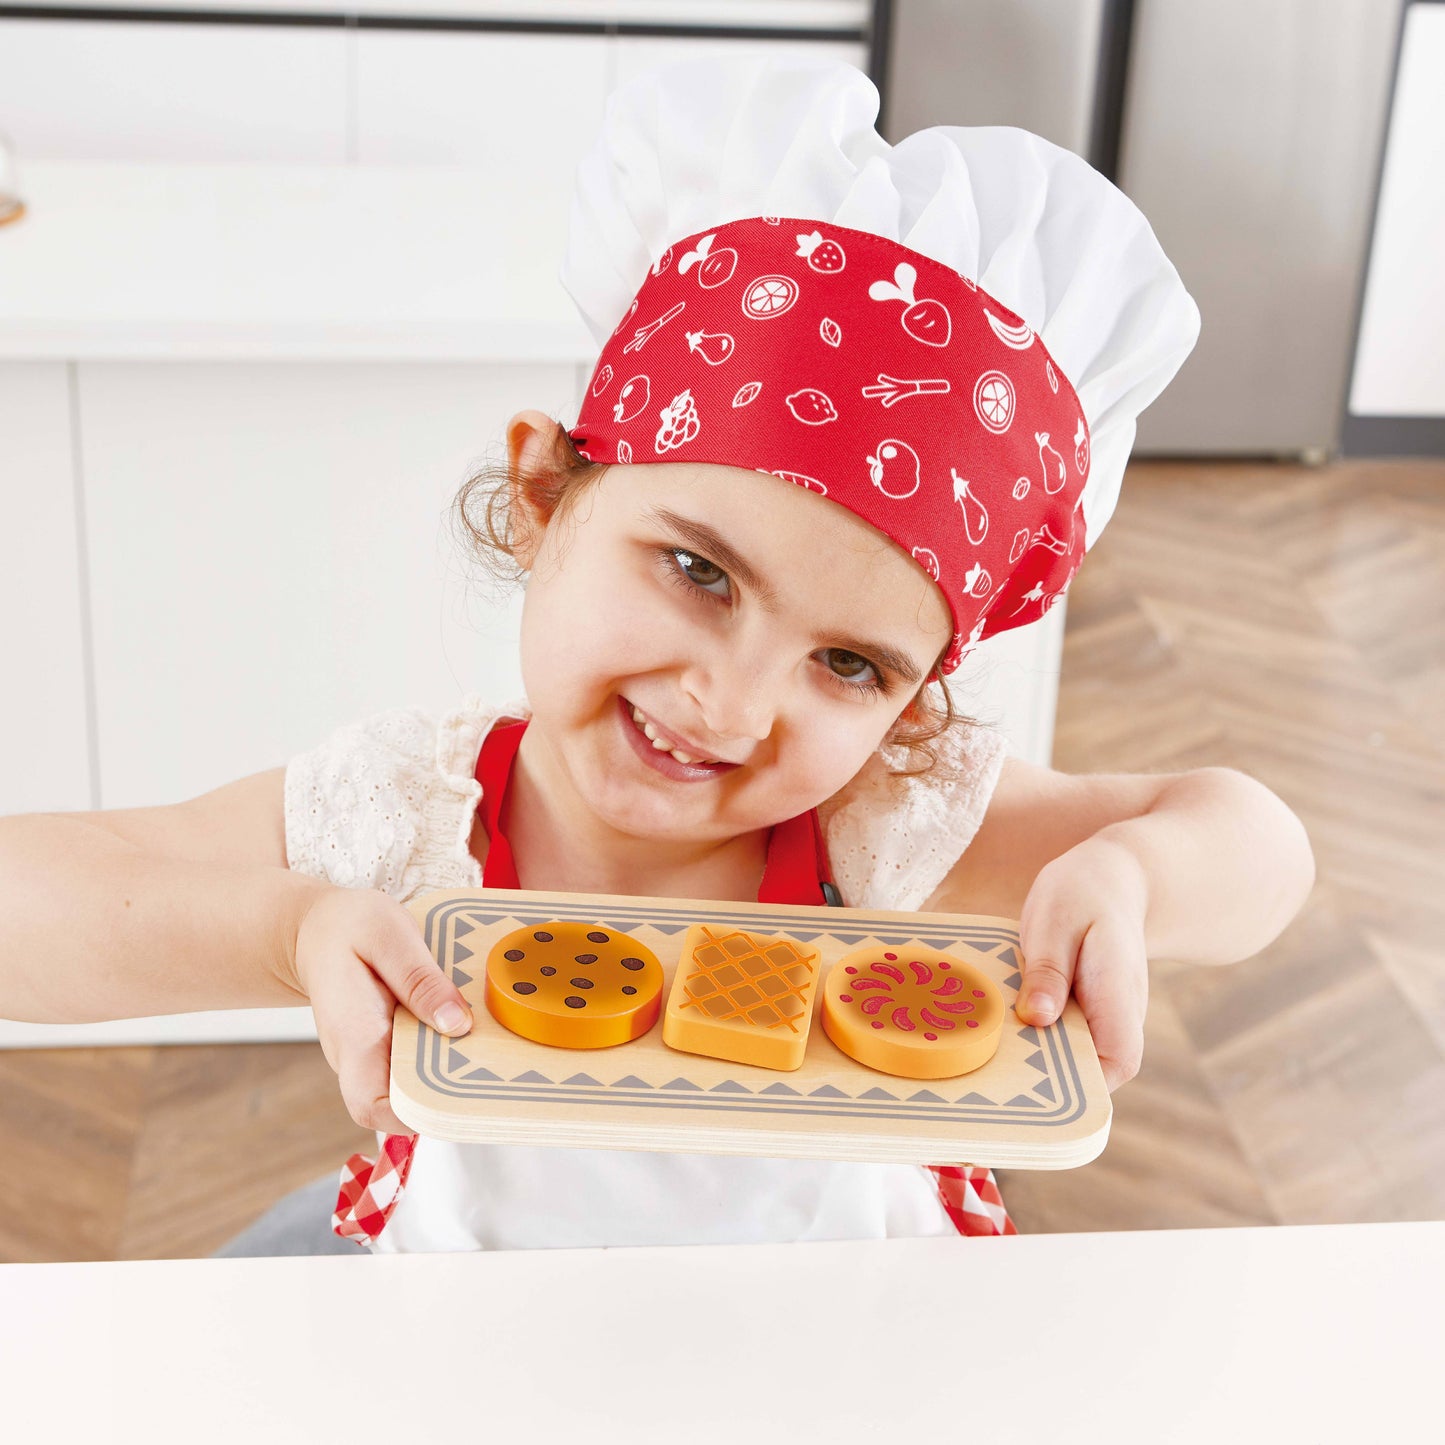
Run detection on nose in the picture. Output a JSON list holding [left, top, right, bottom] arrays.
[[681, 639, 785, 752]]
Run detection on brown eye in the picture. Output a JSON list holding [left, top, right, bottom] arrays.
[[676, 549, 726, 588], [828, 649, 870, 681]]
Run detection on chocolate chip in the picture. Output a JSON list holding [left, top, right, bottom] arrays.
[[504, 949, 525, 961], [539, 965, 556, 977], [586, 931, 609, 943], [533, 931, 554, 942], [569, 977, 594, 990], [621, 986, 637, 996], [574, 953, 598, 965], [621, 957, 645, 971], [512, 982, 537, 995], [564, 996, 586, 1009]]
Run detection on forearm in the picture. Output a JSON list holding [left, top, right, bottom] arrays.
[[0, 814, 325, 1024], [1092, 768, 1316, 966]]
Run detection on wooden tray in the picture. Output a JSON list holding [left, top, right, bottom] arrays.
[[391, 887, 1112, 1169]]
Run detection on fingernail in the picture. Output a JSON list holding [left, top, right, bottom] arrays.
[[435, 1003, 470, 1035], [1025, 991, 1056, 1022]]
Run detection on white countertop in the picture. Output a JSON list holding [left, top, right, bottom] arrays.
[[0, 160, 600, 361], [1, 1221, 1439, 1441]]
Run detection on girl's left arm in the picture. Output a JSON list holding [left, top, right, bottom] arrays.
[[925, 760, 1316, 1091]]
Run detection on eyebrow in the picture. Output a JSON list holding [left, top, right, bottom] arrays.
[[644, 505, 927, 687]]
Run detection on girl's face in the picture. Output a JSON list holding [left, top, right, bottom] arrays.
[[507, 411, 953, 847]]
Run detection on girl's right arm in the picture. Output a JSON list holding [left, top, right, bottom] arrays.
[[0, 770, 473, 1134]]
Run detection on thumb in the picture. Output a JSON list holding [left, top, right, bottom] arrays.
[[368, 898, 475, 1039], [1016, 890, 1086, 1028]]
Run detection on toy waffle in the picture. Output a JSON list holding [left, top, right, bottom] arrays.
[[663, 923, 822, 1070], [391, 887, 1112, 1170]]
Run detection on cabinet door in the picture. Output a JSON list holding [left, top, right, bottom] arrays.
[[0, 18, 348, 162], [611, 34, 871, 92], [353, 29, 608, 280], [0, 363, 91, 815], [75, 360, 574, 810]]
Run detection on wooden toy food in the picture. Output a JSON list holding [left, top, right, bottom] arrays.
[[483, 921, 663, 1049], [662, 923, 822, 1071], [821, 944, 1005, 1079]]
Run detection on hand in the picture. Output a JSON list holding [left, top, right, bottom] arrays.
[[292, 886, 474, 1135], [1013, 835, 1150, 1093]]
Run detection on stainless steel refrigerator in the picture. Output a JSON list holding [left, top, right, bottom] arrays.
[[880, 0, 1405, 460]]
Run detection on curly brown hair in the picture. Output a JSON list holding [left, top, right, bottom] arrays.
[[450, 416, 981, 782]]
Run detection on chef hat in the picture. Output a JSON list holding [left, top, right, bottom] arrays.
[[557, 53, 1200, 675]]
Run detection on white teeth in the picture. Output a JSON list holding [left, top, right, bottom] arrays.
[[629, 705, 717, 766]]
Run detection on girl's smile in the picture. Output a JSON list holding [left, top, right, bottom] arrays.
[[616, 694, 741, 782]]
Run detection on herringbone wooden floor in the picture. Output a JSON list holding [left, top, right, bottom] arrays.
[[2, 457, 1442, 1260]]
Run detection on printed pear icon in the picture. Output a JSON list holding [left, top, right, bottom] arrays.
[[685, 330, 734, 366], [1036, 432, 1068, 494]]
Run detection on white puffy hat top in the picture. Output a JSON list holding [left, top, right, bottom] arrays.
[[559, 51, 1201, 552]]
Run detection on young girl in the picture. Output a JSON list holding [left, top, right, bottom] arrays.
[[0, 56, 1314, 1255]]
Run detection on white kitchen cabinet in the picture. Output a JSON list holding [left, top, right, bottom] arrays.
[[0, 362, 92, 815], [0, 18, 348, 163], [74, 359, 577, 809], [353, 30, 609, 180], [611, 32, 870, 89]]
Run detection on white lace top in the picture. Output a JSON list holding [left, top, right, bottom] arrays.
[[285, 691, 1010, 915], [284, 691, 1012, 1253]]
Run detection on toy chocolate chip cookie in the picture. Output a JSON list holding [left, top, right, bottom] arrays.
[[483, 921, 664, 1048]]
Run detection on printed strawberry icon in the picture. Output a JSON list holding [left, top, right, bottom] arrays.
[[795, 230, 847, 273], [786, 388, 838, 426], [678, 233, 738, 289], [1074, 417, 1090, 476], [868, 262, 952, 347]]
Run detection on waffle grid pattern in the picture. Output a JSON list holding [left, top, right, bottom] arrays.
[[675, 924, 818, 1033]]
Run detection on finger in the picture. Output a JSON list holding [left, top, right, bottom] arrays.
[[1072, 913, 1149, 1093], [1015, 872, 1087, 1026], [308, 949, 417, 1135], [361, 897, 474, 1038]]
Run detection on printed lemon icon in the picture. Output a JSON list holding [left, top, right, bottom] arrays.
[[973, 371, 1015, 434], [742, 274, 799, 320], [868, 262, 952, 347], [785, 388, 838, 425]]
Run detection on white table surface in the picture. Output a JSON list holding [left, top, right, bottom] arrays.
[[0, 160, 599, 361], [1, 1221, 1439, 1442]]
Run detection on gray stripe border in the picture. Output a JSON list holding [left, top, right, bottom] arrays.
[[413, 895, 1088, 1127]]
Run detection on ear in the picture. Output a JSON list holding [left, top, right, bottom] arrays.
[[505, 409, 564, 572]]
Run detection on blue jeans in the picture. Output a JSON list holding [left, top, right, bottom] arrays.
[[210, 1171, 358, 1257]]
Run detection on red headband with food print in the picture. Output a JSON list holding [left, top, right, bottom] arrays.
[[567, 214, 1090, 677]]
